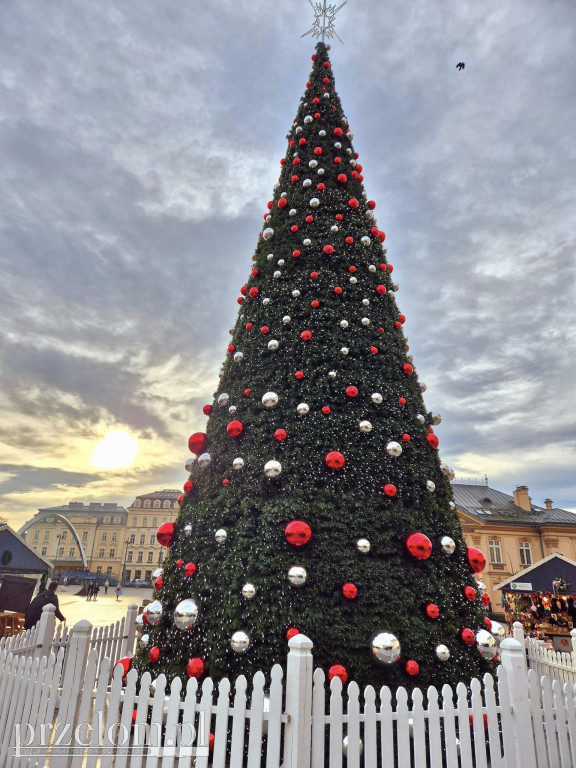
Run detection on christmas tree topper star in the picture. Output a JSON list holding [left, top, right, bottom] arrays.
[[302, 0, 347, 44]]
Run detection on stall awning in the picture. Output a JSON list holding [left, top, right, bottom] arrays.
[[495, 553, 576, 594]]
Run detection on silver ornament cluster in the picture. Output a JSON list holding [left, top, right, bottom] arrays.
[[174, 598, 199, 630]]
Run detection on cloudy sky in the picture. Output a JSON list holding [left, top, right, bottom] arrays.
[[1, 0, 574, 529]]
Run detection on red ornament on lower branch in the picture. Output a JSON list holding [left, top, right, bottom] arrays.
[[463, 586, 477, 602], [328, 664, 348, 684], [187, 657, 204, 679], [383, 483, 397, 497], [460, 628, 475, 646], [149, 647, 160, 663], [325, 451, 345, 470], [405, 660, 420, 676], [425, 603, 440, 620], [286, 627, 300, 641], [342, 582, 358, 599], [285, 520, 312, 547]]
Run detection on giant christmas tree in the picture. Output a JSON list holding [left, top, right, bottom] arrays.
[[133, 41, 495, 690]]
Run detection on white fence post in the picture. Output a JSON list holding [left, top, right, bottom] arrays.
[[33, 603, 57, 659], [500, 637, 537, 768], [283, 634, 313, 768], [121, 603, 138, 657], [513, 620, 524, 646], [52, 620, 92, 768], [570, 627, 576, 653]]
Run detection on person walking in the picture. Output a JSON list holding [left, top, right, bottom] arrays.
[[104, 579, 109, 595], [24, 581, 66, 630], [93, 582, 100, 601], [115, 583, 122, 601], [86, 582, 94, 601]]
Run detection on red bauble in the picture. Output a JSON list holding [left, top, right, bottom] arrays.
[[345, 236, 354, 244], [481, 593, 491, 606], [395, 322, 402, 330], [292, 249, 301, 258], [466, 547, 486, 574], [370, 227, 379, 237], [306, 215, 314, 223], [202, 404, 212, 416], [227, 344, 235, 354], [370, 346, 378, 355], [310, 300, 320, 308], [427, 434, 439, 449], [484, 617, 492, 630], [334, 127, 343, 136], [209, 734, 215, 752], [227, 420, 244, 438], [188, 432, 207, 455], [334, 156, 341, 164], [323, 244, 334, 254], [367, 200, 376, 210], [402, 363, 414, 375], [461, 628, 475, 646], [176, 559, 183, 568], [184, 562, 197, 578], [299, 137, 307, 145], [300, 330, 312, 341], [115, 657, 132, 683], [291, 174, 299, 182], [317, 183, 326, 191], [310, 271, 319, 278], [249, 287, 259, 298], [387, 264, 394, 272], [335, 213, 343, 220], [334, 286, 343, 294], [291, 225, 298, 232], [325, 451, 345, 469], [187, 657, 205, 679], [379, 263, 386, 271], [322, 406, 331, 415], [426, 603, 439, 619], [244, 388, 251, 396], [240, 285, 248, 295], [383, 483, 397, 497], [313, 147, 323, 155], [402, 434, 411, 442], [323, 60, 330, 68], [342, 582, 358, 599], [260, 326, 269, 334], [328, 664, 348, 684], [398, 314, 406, 324], [313, 97, 320, 104], [405, 532, 433, 560], [348, 198, 359, 209], [293, 158, 301, 165], [237, 297, 244, 304], [149, 646, 160, 663], [183, 480, 194, 494], [406, 660, 419, 676], [337, 174, 347, 183], [376, 285, 387, 295], [345, 386, 358, 398], [156, 522, 175, 547], [177, 494, 184, 506], [295, 370, 305, 379], [274, 429, 287, 442], [154, 577, 163, 591], [348, 265, 356, 273], [464, 586, 477, 602], [285, 520, 312, 547], [398, 397, 406, 406], [378, 231, 386, 242], [286, 627, 300, 641], [277, 198, 287, 208], [222, 478, 229, 486]]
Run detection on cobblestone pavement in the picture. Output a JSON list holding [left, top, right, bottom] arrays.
[[55, 586, 152, 628]]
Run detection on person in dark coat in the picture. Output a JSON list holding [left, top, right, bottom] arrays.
[[24, 581, 66, 630]]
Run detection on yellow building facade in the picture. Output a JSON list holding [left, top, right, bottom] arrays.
[[453, 483, 576, 610]]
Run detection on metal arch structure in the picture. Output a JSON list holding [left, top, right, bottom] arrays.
[[18, 513, 88, 568]]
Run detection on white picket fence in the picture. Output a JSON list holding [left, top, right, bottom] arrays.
[[519, 622, 576, 689], [1, 621, 576, 768], [0, 602, 138, 683]]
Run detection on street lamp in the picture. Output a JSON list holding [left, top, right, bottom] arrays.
[[53, 533, 62, 579]]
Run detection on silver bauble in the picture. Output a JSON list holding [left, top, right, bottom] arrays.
[[426, 480, 436, 492], [309, 160, 318, 169], [357, 538, 371, 553], [343, 736, 363, 758], [340, 347, 349, 355], [436, 644, 450, 662], [406, 354, 414, 362], [416, 413, 425, 424], [368, 264, 376, 272], [297, 403, 310, 416], [135, 614, 144, 630], [489, 620, 506, 645], [183, 524, 192, 537], [152, 568, 163, 579], [323, 92, 330, 99], [145, 600, 163, 626], [292, 289, 301, 298], [262, 228, 274, 241], [476, 580, 487, 593], [263, 298, 271, 305], [288, 566, 307, 586], [349, 276, 357, 284], [273, 271, 281, 279], [280, 192, 287, 198], [268, 339, 279, 351], [234, 352, 244, 363], [319, 129, 326, 137], [386, 441, 402, 457], [303, 178, 312, 187], [393, 283, 400, 291], [198, 452, 211, 468], [361, 317, 370, 325], [362, 298, 370, 306], [317, 168, 325, 175], [310, 198, 320, 207], [420, 383, 427, 392], [140, 633, 150, 647], [328, 370, 337, 378], [476, 629, 496, 660], [228, 406, 238, 416], [295, 126, 302, 133], [371, 392, 383, 404], [184, 458, 195, 472], [278, 258, 285, 266], [267, 252, 274, 260], [289, 208, 297, 217], [334, 141, 341, 148], [231, 631, 251, 653], [440, 536, 456, 555], [361, 236, 371, 246], [304, 115, 313, 124], [449, 501, 455, 510], [218, 393, 229, 406], [174, 598, 199, 630], [331, 225, 339, 233], [431, 413, 442, 425], [219, 368, 224, 378], [340, 319, 349, 328], [262, 391, 279, 408], [372, 632, 401, 664], [233, 457, 245, 471], [242, 583, 256, 599], [282, 315, 291, 324], [264, 460, 282, 478], [215, 528, 227, 543], [359, 420, 372, 432], [303, 238, 312, 246]]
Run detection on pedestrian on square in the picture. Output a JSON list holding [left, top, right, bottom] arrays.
[[115, 583, 122, 601], [86, 582, 93, 601], [24, 581, 66, 630], [93, 582, 100, 601], [104, 579, 109, 595]]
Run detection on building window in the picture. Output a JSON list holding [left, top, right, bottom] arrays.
[[44, 530, 50, 540], [82, 531, 88, 542], [101, 532, 108, 542], [109, 548, 115, 558], [488, 540, 503, 564], [152, 518, 157, 527], [69, 547, 74, 557], [158, 551, 164, 564], [129, 533, 135, 544], [134, 570, 141, 580], [126, 551, 133, 563], [163, 500, 171, 509], [125, 570, 131, 581], [41, 546, 47, 556], [149, 534, 155, 546], [103, 517, 111, 524], [114, 517, 121, 524], [144, 500, 151, 509], [147, 551, 154, 563], [60, 530, 67, 540], [140, 534, 145, 545], [153, 500, 161, 509], [143, 518, 147, 527], [133, 517, 138, 527], [33, 530, 39, 541], [99, 548, 105, 558], [112, 532, 117, 542], [57, 547, 64, 556], [145, 570, 152, 580], [96, 566, 102, 574], [519, 541, 532, 566], [106, 567, 113, 575], [134, 499, 142, 508], [137, 551, 143, 563]]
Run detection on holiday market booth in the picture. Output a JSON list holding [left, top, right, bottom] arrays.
[[496, 553, 576, 652]]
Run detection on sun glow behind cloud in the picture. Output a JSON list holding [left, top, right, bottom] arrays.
[[90, 430, 139, 470]]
